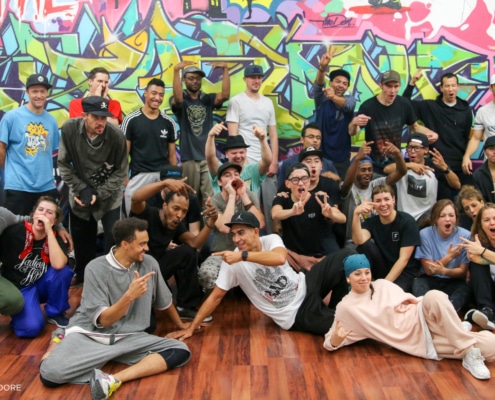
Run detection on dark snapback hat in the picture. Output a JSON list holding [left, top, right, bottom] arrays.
[[26, 74, 52, 90], [82, 96, 114, 117], [225, 211, 260, 229]]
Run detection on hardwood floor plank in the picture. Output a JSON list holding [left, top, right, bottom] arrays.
[[1, 289, 495, 399]]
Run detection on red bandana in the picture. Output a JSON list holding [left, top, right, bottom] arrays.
[[19, 220, 56, 264]]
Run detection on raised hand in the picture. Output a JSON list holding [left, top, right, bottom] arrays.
[[208, 122, 228, 137], [127, 271, 155, 301], [202, 197, 218, 225]]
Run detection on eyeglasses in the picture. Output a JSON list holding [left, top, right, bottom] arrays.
[[287, 176, 309, 185], [406, 145, 424, 152], [304, 135, 322, 140]]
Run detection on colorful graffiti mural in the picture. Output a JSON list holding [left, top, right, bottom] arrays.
[[0, 0, 493, 160]]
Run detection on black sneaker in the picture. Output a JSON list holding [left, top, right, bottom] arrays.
[[177, 307, 213, 323], [47, 314, 69, 328], [471, 307, 495, 331]]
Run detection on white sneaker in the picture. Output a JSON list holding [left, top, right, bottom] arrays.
[[462, 348, 491, 380], [461, 321, 472, 332]]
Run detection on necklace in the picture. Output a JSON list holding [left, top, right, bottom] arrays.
[[85, 135, 104, 149]]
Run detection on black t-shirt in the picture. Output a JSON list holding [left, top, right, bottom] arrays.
[[132, 205, 188, 261], [311, 176, 341, 206], [0, 223, 68, 288], [272, 195, 337, 256], [358, 96, 416, 169], [362, 211, 420, 269]]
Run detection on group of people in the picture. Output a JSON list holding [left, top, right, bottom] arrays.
[[0, 55, 495, 399]]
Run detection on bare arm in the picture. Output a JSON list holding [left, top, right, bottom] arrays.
[[410, 122, 438, 144], [228, 121, 239, 136], [178, 199, 218, 249], [316, 53, 331, 86], [36, 215, 68, 270], [430, 148, 461, 189], [161, 304, 189, 330], [212, 62, 230, 105], [462, 129, 483, 175], [215, 189, 237, 234], [168, 142, 178, 166], [166, 286, 228, 340], [267, 125, 279, 176], [0, 141, 6, 169], [130, 178, 193, 215], [420, 257, 468, 279], [384, 143, 407, 186], [385, 246, 415, 282], [214, 246, 287, 267], [351, 203, 373, 245], [171, 61, 195, 107], [205, 123, 227, 177], [254, 126, 272, 176], [348, 114, 371, 136]]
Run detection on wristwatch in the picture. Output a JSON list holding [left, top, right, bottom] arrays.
[[442, 166, 451, 174], [241, 251, 248, 261]]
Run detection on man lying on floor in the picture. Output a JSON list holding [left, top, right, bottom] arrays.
[[167, 211, 354, 339]]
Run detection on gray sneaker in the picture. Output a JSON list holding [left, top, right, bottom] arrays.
[[462, 348, 490, 380], [177, 307, 213, 323], [90, 369, 122, 400]]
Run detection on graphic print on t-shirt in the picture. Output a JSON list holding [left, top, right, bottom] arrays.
[[25, 122, 49, 156], [186, 104, 207, 136], [253, 266, 297, 308], [406, 174, 427, 199]]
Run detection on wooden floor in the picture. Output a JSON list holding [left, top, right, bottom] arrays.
[[1, 287, 494, 400]]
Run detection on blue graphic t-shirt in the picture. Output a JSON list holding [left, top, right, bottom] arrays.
[[0, 105, 59, 192]]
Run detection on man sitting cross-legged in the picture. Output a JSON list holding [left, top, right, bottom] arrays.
[[39, 218, 191, 400]]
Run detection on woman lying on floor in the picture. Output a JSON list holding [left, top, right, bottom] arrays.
[[323, 254, 495, 380]]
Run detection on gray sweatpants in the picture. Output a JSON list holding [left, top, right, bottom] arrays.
[[40, 331, 191, 384]]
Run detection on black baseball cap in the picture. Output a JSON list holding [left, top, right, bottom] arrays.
[[408, 133, 429, 148], [82, 96, 114, 117], [26, 74, 52, 90], [244, 64, 264, 77], [483, 136, 495, 150], [298, 146, 323, 162], [329, 69, 350, 82], [225, 211, 260, 229], [217, 162, 242, 179], [160, 165, 183, 180]]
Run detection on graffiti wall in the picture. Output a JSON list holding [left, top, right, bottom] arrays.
[[0, 0, 493, 160]]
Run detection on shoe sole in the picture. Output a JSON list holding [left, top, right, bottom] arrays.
[[472, 311, 495, 331], [46, 318, 68, 328], [179, 315, 213, 323], [90, 370, 105, 400]]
